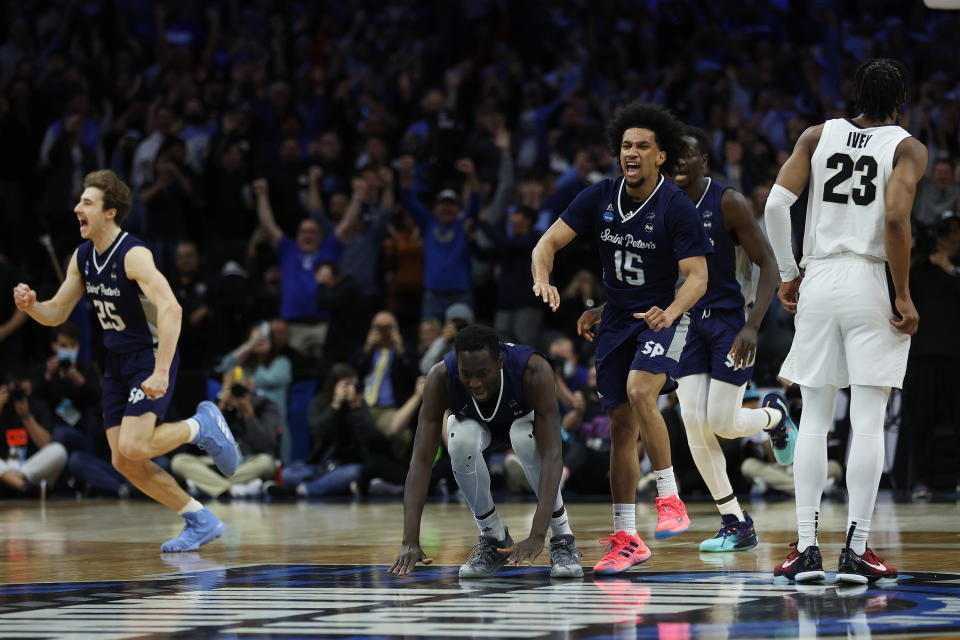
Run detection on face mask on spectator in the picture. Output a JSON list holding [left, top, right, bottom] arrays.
[[57, 347, 79, 363]]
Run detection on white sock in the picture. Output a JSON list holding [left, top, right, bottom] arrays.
[[177, 498, 204, 515], [655, 467, 678, 498], [613, 503, 636, 534], [797, 506, 819, 551], [761, 407, 782, 430], [476, 510, 506, 541], [848, 519, 870, 556], [185, 418, 200, 443], [718, 497, 745, 522], [551, 508, 573, 537]]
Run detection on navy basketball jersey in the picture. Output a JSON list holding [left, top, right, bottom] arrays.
[[444, 342, 539, 426], [561, 176, 713, 312], [76, 232, 159, 353], [693, 178, 746, 310]]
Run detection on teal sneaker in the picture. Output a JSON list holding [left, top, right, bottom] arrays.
[[161, 507, 226, 552], [763, 393, 798, 466], [193, 401, 240, 476], [699, 513, 759, 552]]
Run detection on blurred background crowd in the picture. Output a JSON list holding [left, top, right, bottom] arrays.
[[1, 0, 959, 503]]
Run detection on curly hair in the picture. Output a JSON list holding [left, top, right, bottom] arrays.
[[606, 101, 686, 175], [454, 324, 500, 358], [854, 58, 909, 122]]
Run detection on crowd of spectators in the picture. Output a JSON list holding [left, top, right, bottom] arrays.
[[2, 1, 960, 501]]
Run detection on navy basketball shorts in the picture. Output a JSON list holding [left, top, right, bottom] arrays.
[[676, 307, 753, 387], [594, 305, 690, 412], [101, 347, 180, 428]]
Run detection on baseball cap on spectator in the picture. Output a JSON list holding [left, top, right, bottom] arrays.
[[436, 188, 458, 203], [445, 303, 474, 324], [221, 260, 248, 278]]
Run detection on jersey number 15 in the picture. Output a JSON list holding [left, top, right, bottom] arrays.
[[822, 153, 878, 206], [613, 249, 646, 286]]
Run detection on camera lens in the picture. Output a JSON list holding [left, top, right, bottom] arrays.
[[230, 383, 248, 398]]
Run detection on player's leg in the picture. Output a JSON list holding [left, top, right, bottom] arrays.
[[773, 384, 837, 582], [446, 414, 511, 577], [837, 384, 897, 583], [508, 414, 583, 578], [593, 401, 651, 575], [109, 420, 193, 510]]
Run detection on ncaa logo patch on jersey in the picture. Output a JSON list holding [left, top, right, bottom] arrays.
[[704, 220, 713, 229], [84, 261, 89, 276], [603, 207, 614, 223], [644, 222, 655, 233], [703, 209, 714, 218]]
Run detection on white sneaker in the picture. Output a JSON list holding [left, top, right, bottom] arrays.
[[229, 478, 263, 498]]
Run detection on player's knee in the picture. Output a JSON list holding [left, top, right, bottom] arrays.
[[626, 383, 659, 416], [116, 437, 151, 463], [608, 410, 639, 443], [509, 421, 538, 464], [447, 421, 483, 470]]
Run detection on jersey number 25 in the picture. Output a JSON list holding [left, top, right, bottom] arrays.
[[92, 299, 127, 331]]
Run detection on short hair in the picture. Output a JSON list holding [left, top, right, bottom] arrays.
[[54, 321, 82, 344], [606, 101, 686, 175], [682, 125, 710, 158], [83, 170, 132, 225], [854, 58, 909, 122], [514, 205, 538, 223], [454, 324, 501, 358]]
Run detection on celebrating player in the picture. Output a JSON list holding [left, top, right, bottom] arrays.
[[13, 170, 239, 552]]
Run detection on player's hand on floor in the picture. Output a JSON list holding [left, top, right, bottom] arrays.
[[388, 544, 432, 575], [576, 308, 602, 341], [633, 306, 674, 331], [729, 326, 758, 370], [532, 281, 560, 311], [891, 296, 919, 335], [140, 372, 168, 400], [12, 283, 36, 311], [498, 536, 544, 566]]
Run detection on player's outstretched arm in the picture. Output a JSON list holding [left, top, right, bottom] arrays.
[[126, 246, 183, 400], [723, 189, 778, 369], [531, 219, 577, 312], [885, 136, 928, 336], [766, 125, 823, 313], [13, 250, 84, 327], [389, 362, 449, 576], [500, 355, 562, 566]]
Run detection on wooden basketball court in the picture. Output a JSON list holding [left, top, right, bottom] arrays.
[[2, 495, 960, 638]]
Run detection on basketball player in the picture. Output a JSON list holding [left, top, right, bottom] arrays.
[[531, 102, 712, 575], [13, 170, 240, 552], [764, 59, 926, 583], [389, 324, 582, 578], [670, 125, 796, 552]]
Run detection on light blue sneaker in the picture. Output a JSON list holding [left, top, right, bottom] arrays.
[[161, 507, 226, 552], [193, 401, 240, 476], [762, 393, 798, 466], [699, 513, 759, 552]]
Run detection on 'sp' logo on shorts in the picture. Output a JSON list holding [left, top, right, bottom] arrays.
[[128, 388, 146, 404]]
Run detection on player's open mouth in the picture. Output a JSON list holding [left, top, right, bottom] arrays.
[[674, 170, 688, 181], [470, 387, 488, 400], [78, 219, 88, 232], [624, 162, 640, 178]]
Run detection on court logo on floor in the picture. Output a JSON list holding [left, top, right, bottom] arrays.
[[1, 565, 960, 638]]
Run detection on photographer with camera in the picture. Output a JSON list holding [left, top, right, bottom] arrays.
[[0, 377, 67, 495], [170, 368, 279, 499], [31, 322, 100, 453], [274, 363, 390, 496]]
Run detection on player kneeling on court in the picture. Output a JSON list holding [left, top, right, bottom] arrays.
[[389, 325, 582, 578]]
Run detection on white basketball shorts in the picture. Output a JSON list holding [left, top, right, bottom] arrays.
[[779, 256, 910, 389]]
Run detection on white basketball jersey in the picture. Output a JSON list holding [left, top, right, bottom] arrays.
[[801, 118, 912, 267]]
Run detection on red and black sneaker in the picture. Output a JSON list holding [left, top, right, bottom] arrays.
[[837, 546, 898, 584], [773, 541, 825, 583]]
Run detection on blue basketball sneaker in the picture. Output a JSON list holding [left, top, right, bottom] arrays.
[[699, 513, 759, 552], [161, 507, 227, 552], [762, 393, 798, 466], [193, 401, 240, 476]]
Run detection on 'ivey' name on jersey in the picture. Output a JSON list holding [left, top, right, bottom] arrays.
[[561, 176, 713, 312], [76, 232, 159, 353], [444, 342, 538, 427], [803, 118, 912, 266]]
